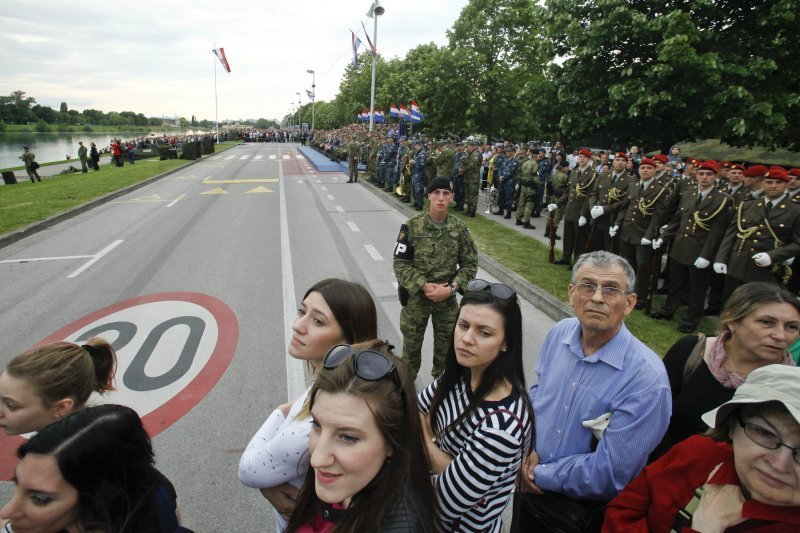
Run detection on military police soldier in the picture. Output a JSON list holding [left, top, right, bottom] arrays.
[[460, 139, 483, 217], [393, 177, 478, 378], [588, 151, 632, 251], [515, 146, 540, 229]]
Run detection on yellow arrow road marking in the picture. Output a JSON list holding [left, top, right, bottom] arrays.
[[245, 187, 274, 193], [202, 178, 279, 184], [200, 187, 228, 195]]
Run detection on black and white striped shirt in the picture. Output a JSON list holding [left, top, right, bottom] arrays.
[[419, 378, 530, 532]]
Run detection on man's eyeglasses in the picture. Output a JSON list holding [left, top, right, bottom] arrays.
[[574, 283, 628, 299], [323, 344, 397, 382], [739, 418, 800, 466], [467, 279, 516, 301]]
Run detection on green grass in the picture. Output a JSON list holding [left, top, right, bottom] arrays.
[[678, 139, 800, 167], [0, 142, 238, 235]]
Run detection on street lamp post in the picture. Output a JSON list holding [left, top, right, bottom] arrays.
[[296, 92, 302, 130], [306, 69, 315, 131], [366, 1, 384, 133]]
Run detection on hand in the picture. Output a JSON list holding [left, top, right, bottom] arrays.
[[547, 203, 557, 212], [609, 225, 618, 237], [578, 216, 587, 227], [651, 238, 663, 250], [786, 257, 795, 267], [590, 205, 604, 219], [690, 464, 746, 533], [425, 282, 453, 303], [752, 252, 772, 267], [713, 263, 727, 275], [260, 483, 300, 521], [640, 237, 652, 246], [518, 450, 544, 495], [694, 257, 710, 269]]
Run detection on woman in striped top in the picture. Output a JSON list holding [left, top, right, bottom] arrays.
[[419, 280, 534, 532]]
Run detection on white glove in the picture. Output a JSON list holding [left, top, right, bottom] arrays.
[[590, 205, 604, 219], [661, 224, 669, 232], [547, 203, 557, 212], [713, 263, 727, 274], [651, 238, 663, 250], [641, 237, 652, 246], [578, 216, 587, 227], [515, 183, 520, 191], [753, 253, 772, 267], [694, 257, 710, 269], [786, 257, 795, 266], [609, 225, 618, 237]]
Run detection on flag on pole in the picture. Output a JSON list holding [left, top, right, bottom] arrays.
[[361, 22, 377, 57], [351, 31, 362, 68], [306, 89, 315, 101], [212, 48, 231, 73], [411, 100, 424, 123], [389, 104, 400, 118], [399, 104, 411, 119]]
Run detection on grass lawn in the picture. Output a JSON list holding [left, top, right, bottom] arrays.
[[0, 142, 238, 235]]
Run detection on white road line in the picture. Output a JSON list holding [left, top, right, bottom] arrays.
[[67, 240, 124, 279], [225, 155, 235, 160], [347, 221, 360, 232], [335, 206, 344, 213], [364, 244, 384, 261], [269, 155, 276, 160], [239, 155, 249, 160], [0, 254, 93, 264], [167, 194, 186, 207], [282, 155, 290, 160], [295, 155, 303, 159], [321, 186, 327, 191], [254, 155, 263, 160], [326, 194, 335, 200]]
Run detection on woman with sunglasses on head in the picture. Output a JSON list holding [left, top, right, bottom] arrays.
[[239, 279, 378, 531], [419, 280, 534, 532], [604, 364, 800, 532], [285, 340, 436, 532]]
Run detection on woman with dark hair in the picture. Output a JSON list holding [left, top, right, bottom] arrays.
[[0, 338, 116, 436], [605, 365, 800, 531], [1, 404, 186, 532], [286, 340, 436, 532], [650, 281, 799, 461], [420, 280, 534, 532], [239, 279, 378, 531]]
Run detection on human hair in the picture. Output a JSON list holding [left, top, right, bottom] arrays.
[[303, 279, 378, 344], [5, 338, 116, 409], [428, 290, 534, 451], [17, 404, 161, 532], [286, 340, 436, 533], [717, 282, 800, 336], [706, 401, 790, 443], [570, 251, 636, 293]]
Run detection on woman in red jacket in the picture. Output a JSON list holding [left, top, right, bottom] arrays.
[[604, 364, 800, 532]]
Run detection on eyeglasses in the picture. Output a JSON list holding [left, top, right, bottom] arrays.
[[322, 344, 397, 382], [738, 418, 800, 466], [574, 283, 628, 299], [466, 279, 516, 301]]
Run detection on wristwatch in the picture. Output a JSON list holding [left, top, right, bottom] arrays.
[[450, 282, 458, 296]]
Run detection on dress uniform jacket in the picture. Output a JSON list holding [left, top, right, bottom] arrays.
[[715, 196, 800, 283], [558, 164, 597, 223], [589, 170, 632, 230], [663, 188, 732, 266], [717, 183, 748, 207], [615, 179, 671, 244]]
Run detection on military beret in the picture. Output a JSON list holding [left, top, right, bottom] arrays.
[[696, 160, 719, 174], [427, 176, 452, 193], [744, 165, 769, 178], [767, 167, 790, 182], [639, 158, 656, 168], [685, 157, 698, 165], [578, 148, 592, 158], [652, 154, 669, 164], [720, 160, 732, 169], [730, 164, 746, 172], [789, 168, 800, 177], [613, 152, 628, 161]]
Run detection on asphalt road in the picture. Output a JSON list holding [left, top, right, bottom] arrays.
[[0, 143, 555, 531]]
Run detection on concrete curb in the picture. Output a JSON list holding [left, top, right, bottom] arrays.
[[357, 176, 574, 322]]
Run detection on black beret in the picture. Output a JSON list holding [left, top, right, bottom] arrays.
[[427, 177, 452, 193]]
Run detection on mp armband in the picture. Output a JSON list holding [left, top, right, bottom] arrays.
[[393, 224, 414, 260]]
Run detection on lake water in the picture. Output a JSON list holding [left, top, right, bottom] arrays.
[[0, 131, 187, 169]]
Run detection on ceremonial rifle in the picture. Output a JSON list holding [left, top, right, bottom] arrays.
[[548, 197, 556, 263]]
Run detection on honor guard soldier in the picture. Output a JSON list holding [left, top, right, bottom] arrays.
[[550, 148, 597, 266], [588, 151, 633, 252], [714, 166, 800, 305], [653, 154, 670, 184], [721, 163, 749, 206], [409, 139, 428, 210], [786, 168, 800, 203], [650, 161, 732, 332], [610, 158, 672, 306], [515, 146, 540, 229], [393, 177, 478, 378], [460, 138, 483, 217], [742, 164, 767, 201]]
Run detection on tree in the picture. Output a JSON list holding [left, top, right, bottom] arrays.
[[60, 102, 68, 113], [31, 104, 58, 124], [0, 90, 36, 124], [543, 0, 800, 151]]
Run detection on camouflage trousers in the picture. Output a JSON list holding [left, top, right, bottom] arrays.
[[465, 175, 480, 213], [348, 158, 358, 179], [411, 172, 426, 207], [452, 174, 465, 207], [400, 291, 458, 378], [368, 158, 377, 180], [516, 185, 537, 223]]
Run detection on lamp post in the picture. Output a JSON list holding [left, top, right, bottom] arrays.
[[296, 92, 302, 131], [306, 69, 315, 131], [366, 1, 384, 133]]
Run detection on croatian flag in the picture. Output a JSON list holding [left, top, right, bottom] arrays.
[[351, 31, 362, 68], [361, 109, 369, 122], [361, 22, 377, 57], [389, 104, 400, 118], [375, 109, 385, 123], [399, 104, 411, 119], [411, 100, 424, 123], [306, 89, 315, 101], [213, 48, 231, 73]]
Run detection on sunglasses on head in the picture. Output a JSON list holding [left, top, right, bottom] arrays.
[[323, 344, 398, 382], [466, 279, 517, 301]]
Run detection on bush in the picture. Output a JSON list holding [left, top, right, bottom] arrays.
[[35, 120, 50, 133], [83, 125, 94, 132], [0, 123, 5, 132]]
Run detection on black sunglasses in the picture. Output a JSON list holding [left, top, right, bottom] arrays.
[[466, 279, 517, 301], [323, 344, 398, 382]]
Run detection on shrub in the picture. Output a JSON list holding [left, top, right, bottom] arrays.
[[35, 119, 50, 133], [83, 125, 94, 132]]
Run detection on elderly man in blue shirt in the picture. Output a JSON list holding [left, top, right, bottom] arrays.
[[512, 250, 671, 532]]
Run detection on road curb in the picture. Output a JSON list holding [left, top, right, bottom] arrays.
[[357, 177, 574, 322]]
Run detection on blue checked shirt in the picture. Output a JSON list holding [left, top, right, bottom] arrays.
[[530, 318, 671, 500]]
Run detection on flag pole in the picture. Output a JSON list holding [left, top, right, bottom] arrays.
[[213, 42, 219, 143]]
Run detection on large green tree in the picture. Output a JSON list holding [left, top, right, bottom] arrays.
[[0, 90, 36, 124], [544, 0, 800, 151]]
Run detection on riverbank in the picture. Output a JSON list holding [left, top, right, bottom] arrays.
[[0, 124, 213, 134]]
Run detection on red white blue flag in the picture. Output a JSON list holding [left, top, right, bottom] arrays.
[[213, 48, 231, 73], [361, 22, 377, 57], [351, 31, 362, 68]]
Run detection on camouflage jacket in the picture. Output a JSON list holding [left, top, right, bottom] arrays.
[[518, 159, 541, 189], [435, 148, 455, 178], [460, 149, 482, 179]]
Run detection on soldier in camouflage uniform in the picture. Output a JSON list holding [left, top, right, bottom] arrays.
[[545, 159, 569, 240], [515, 146, 540, 229], [425, 140, 437, 189], [393, 177, 478, 378], [346, 136, 360, 183], [434, 140, 455, 183], [20, 146, 41, 182], [451, 141, 466, 210], [409, 139, 428, 210], [461, 139, 483, 217]]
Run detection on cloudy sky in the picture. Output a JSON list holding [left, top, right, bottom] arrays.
[[1, 1, 467, 123]]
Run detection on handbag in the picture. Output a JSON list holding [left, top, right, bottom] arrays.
[[511, 489, 607, 533], [30, 161, 40, 170]]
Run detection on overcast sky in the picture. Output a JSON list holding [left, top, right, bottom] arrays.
[[1, 1, 466, 123]]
